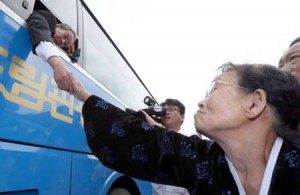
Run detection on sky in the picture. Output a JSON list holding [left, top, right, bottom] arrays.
[[84, 0, 300, 136]]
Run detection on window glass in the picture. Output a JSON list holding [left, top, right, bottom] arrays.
[[82, 8, 151, 110], [40, 0, 77, 34]]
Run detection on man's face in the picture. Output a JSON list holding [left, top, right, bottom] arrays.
[[279, 42, 300, 82], [53, 27, 75, 49], [161, 105, 184, 132]]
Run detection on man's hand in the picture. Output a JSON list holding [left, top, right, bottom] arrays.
[[48, 56, 73, 91], [69, 73, 91, 102]]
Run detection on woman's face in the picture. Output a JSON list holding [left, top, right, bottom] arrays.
[[194, 71, 249, 139]]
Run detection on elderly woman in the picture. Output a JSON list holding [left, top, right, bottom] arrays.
[[70, 63, 300, 195]]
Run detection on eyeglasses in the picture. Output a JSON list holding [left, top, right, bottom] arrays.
[[165, 107, 180, 113], [206, 81, 249, 98]]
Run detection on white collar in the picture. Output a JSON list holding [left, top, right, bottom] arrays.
[[225, 137, 283, 195]]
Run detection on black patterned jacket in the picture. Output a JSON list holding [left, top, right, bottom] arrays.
[[82, 95, 300, 195]]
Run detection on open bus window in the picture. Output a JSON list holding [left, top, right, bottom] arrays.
[[30, 0, 80, 62]]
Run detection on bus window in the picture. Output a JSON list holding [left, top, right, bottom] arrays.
[[30, 0, 80, 63], [82, 7, 152, 110], [38, 0, 77, 35]]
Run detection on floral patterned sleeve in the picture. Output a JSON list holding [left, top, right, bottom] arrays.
[[82, 95, 213, 191]]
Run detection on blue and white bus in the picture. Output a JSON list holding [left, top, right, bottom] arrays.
[[0, 0, 154, 194]]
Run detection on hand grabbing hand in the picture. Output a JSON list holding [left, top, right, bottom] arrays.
[[48, 56, 73, 92], [69, 73, 91, 102]]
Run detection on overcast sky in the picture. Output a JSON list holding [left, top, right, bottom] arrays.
[[85, 0, 300, 136]]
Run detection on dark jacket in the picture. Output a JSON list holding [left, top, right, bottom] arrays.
[[82, 95, 300, 195], [27, 10, 57, 53]]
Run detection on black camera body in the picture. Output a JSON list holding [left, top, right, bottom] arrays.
[[125, 96, 166, 122], [142, 106, 166, 117]]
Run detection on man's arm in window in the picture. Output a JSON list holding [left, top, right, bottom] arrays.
[[36, 41, 73, 92]]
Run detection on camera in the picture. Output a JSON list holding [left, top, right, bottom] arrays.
[[142, 106, 166, 117], [143, 96, 156, 106], [142, 96, 166, 118], [125, 96, 166, 122]]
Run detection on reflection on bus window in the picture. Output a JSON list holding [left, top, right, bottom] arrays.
[[83, 8, 150, 110]]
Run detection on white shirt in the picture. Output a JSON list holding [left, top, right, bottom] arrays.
[[35, 41, 60, 62], [226, 137, 283, 195]]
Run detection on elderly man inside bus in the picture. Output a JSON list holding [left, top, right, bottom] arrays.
[[27, 10, 76, 91], [69, 62, 300, 194]]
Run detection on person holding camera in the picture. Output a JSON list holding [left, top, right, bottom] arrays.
[[151, 99, 189, 195]]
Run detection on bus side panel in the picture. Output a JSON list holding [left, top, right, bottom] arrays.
[[0, 9, 88, 152], [0, 10, 123, 153], [71, 153, 114, 195], [71, 152, 153, 195], [0, 141, 71, 194]]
